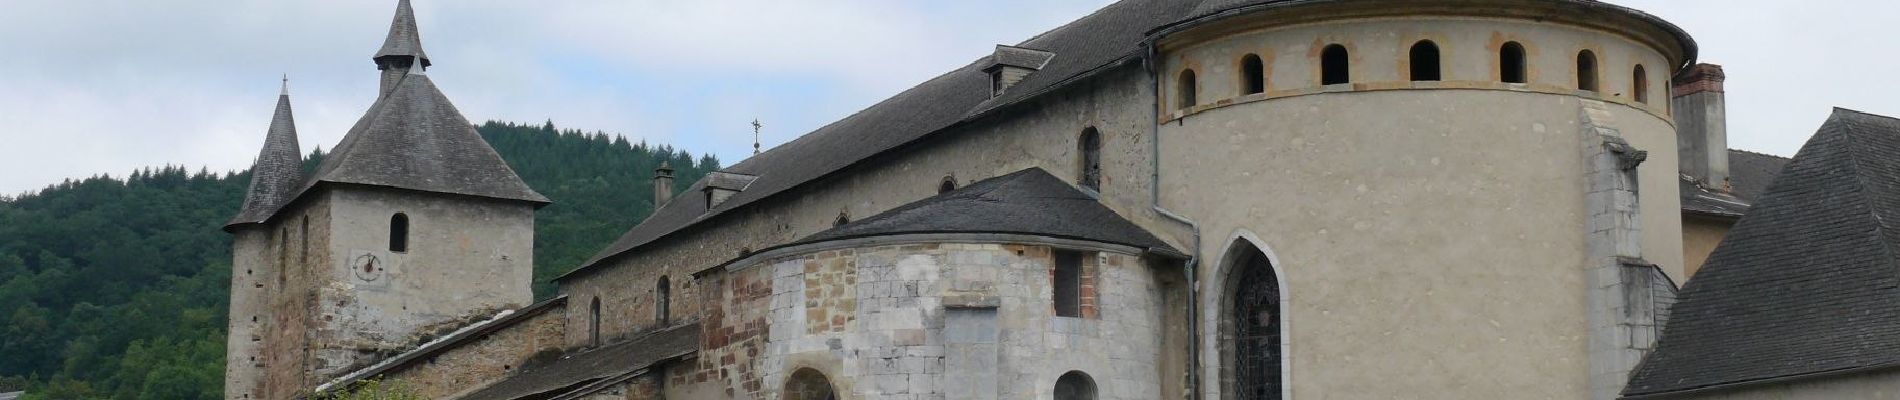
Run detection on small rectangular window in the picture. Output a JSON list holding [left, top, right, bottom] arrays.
[[1054, 250, 1083, 317]]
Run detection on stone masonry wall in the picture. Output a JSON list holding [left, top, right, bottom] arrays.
[[678, 241, 1168, 400], [378, 306, 568, 399]]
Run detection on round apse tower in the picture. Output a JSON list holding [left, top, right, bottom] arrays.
[[1146, 1, 1695, 398]]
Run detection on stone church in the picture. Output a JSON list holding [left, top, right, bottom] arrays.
[[220, 0, 1900, 399]]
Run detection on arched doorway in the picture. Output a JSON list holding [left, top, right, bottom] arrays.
[[1054, 371, 1098, 400], [783, 368, 837, 400], [1219, 240, 1283, 400]]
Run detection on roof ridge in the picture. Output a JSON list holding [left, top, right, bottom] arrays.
[[1832, 111, 1900, 278], [1727, 148, 1787, 160]]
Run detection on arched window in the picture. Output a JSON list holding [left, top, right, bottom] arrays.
[[1240, 54, 1265, 95], [1177, 69, 1198, 109], [1633, 64, 1650, 104], [834, 212, 850, 227], [1221, 240, 1283, 400], [1409, 41, 1441, 81], [1054, 371, 1098, 400], [939, 176, 958, 193], [783, 368, 837, 400], [1500, 42, 1527, 84], [655, 276, 671, 325], [589, 297, 602, 348], [1079, 128, 1102, 191], [1321, 45, 1350, 85], [1577, 50, 1599, 92], [389, 213, 409, 252]]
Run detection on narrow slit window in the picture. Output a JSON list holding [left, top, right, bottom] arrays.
[[655, 276, 671, 325], [1177, 69, 1198, 109], [1079, 128, 1102, 191], [1321, 44, 1350, 85], [589, 297, 602, 347], [1633, 65, 1650, 103], [1500, 42, 1527, 84], [389, 213, 409, 252], [1577, 50, 1599, 92], [1240, 54, 1265, 95], [1054, 250, 1083, 317], [1409, 41, 1441, 81]]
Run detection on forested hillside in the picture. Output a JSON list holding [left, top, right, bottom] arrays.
[[0, 121, 717, 399]]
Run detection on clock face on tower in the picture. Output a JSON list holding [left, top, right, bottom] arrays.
[[353, 254, 384, 281]]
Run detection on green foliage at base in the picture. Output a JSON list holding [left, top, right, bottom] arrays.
[[313, 379, 425, 400], [0, 121, 716, 399]]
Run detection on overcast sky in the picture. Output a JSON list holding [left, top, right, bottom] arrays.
[[0, 0, 1894, 195]]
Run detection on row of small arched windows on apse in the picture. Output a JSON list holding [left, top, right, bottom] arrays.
[[1177, 41, 1653, 109]]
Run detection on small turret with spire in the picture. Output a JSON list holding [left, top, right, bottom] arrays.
[[226, 76, 304, 230], [373, 0, 430, 97]]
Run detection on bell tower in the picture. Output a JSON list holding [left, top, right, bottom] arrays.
[[224, 2, 547, 398]]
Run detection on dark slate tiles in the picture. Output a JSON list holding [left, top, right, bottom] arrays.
[[1625, 109, 1900, 396]]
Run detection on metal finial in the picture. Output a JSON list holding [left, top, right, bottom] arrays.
[[752, 119, 763, 155], [280, 74, 289, 96]]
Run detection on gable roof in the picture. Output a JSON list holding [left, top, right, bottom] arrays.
[[566, 0, 1694, 279], [227, 86, 305, 230], [1624, 109, 1900, 397], [795, 168, 1177, 254], [301, 72, 547, 205]]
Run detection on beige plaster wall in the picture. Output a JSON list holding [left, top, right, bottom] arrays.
[[1157, 87, 1670, 398], [1681, 216, 1733, 278]]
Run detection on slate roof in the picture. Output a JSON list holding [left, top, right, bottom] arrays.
[[226, 84, 304, 230], [1680, 150, 1793, 218], [566, 0, 1694, 278], [374, 0, 430, 67], [1624, 109, 1900, 397], [792, 168, 1177, 254], [1728, 149, 1790, 202], [458, 323, 698, 400], [301, 71, 548, 205]]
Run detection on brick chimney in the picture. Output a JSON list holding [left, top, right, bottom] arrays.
[[652, 161, 675, 208], [1672, 64, 1728, 190]]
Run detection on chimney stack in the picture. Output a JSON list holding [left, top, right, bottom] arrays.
[[653, 161, 675, 208], [1672, 63, 1728, 190]]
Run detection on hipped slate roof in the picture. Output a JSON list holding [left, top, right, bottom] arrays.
[[302, 71, 547, 205], [794, 168, 1177, 254], [374, 0, 430, 67], [226, 86, 304, 229], [568, 0, 1693, 278], [458, 323, 698, 400], [1625, 109, 1900, 397]]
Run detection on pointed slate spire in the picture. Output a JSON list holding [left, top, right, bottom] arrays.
[[226, 78, 305, 230], [307, 72, 548, 205], [373, 0, 430, 67]]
